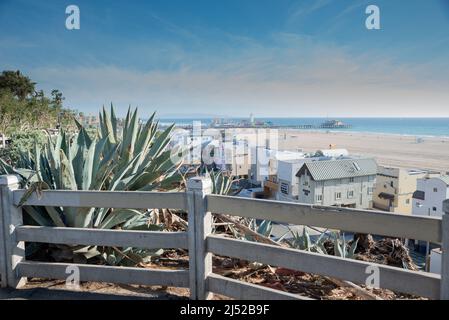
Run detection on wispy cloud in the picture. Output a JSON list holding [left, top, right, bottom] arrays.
[[149, 13, 202, 44], [287, 0, 333, 22], [318, 0, 370, 35], [28, 32, 449, 117], [0, 37, 37, 48], [3, 1, 448, 117]]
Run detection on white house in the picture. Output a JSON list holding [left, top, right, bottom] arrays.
[[276, 150, 354, 202], [220, 140, 251, 177], [170, 129, 214, 166], [249, 147, 304, 184], [412, 175, 449, 217], [295, 158, 378, 209], [277, 159, 309, 201], [276, 158, 328, 202]]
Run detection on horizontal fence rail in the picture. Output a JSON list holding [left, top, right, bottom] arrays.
[[15, 226, 188, 249], [13, 190, 188, 210], [207, 273, 311, 300], [17, 261, 189, 288], [207, 195, 442, 243], [207, 235, 441, 299]]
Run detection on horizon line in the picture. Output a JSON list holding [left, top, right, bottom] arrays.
[[155, 115, 449, 119]]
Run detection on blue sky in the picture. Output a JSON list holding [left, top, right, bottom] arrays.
[[1, 0, 449, 117]]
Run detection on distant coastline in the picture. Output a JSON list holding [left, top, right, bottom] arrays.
[[286, 129, 449, 142], [291, 129, 449, 140], [158, 117, 449, 138]]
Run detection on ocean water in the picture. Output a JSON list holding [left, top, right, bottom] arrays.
[[159, 117, 449, 138]]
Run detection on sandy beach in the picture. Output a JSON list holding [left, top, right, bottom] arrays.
[[278, 130, 449, 172]]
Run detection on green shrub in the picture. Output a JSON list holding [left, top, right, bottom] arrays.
[[0, 130, 47, 164]]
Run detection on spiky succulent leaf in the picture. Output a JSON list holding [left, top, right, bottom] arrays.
[[7, 106, 182, 266]]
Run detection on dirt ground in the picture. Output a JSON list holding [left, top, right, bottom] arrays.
[[0, 278, 189, 300]]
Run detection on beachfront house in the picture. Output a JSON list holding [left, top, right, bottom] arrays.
[[249, 146, 276, 185], [412, 175, 449, 217], [277, 159, 310, 202], [262, 150, 306, 198], [373, 166, 427, 214], [410, 175, 449, 254], [249, 147, 306, 197], [276, 149, 351, 202], [220, 140, 252, 178], [295, 158, 378, 209]]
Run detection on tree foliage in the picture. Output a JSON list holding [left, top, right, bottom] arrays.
[[0, 70, 72, 137], [0, 70, 35, 100]]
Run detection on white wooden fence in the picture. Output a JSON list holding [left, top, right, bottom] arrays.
[[1, 175, 448, 300]]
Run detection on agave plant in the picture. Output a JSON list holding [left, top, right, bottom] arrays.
[[207, 169, 234, 195], [286, 226, 328, 255], [285, 227, 359, 259], [333, 232, 359, 259], [0, 105, 184, 264]]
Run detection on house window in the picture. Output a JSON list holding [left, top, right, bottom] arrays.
[[406, 199, 410, 205], [368, 176, 375, 182], [367, 187, 374, 195], [433, 207, 437, 211], [335, 192, 342, 200], [316, 194, 323, 202], [390, 181, 394, 187], [348, 190, 354, 198], [433, 188, 438, 192], [349, 177, 355, 183], [280, 182, 289, 195]]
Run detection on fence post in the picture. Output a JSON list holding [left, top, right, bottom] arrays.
[[0, 176, 8, 288], [187, 176, 213, 300], [187, 184, 197, 299], [441, 199, 449, 299], [0, 175, 26, 288]]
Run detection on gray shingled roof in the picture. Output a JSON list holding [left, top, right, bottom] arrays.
[[296, 158, 378, 181], [440, 176, 449, 185]]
